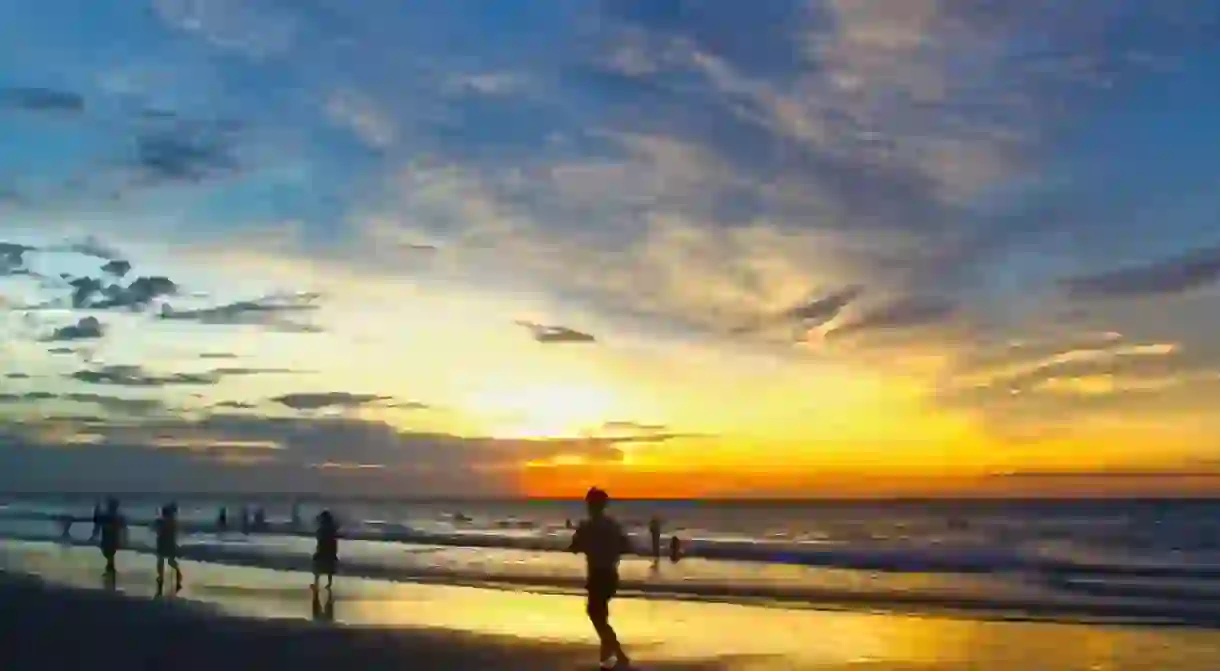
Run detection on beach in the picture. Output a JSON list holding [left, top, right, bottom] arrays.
[[2, 540, 1220, 670]]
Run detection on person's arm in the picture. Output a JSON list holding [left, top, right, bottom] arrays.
[[568, 524, 585, 553]]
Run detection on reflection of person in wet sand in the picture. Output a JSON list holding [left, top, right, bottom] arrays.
[[569, 487, 632, 670], [311, 585, 336, 622], [154, 502, 183, 594], [313, 510, 338, 590]]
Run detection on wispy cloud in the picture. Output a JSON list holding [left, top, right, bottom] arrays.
[[0, 86, 84, 113], [45, 317, 105, 342], [1062, 245, 1220, 299], [515, 321, 597, 344], [270, 392, 390, 411]]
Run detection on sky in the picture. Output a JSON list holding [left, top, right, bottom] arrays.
[[2, 0, 1220, 498]]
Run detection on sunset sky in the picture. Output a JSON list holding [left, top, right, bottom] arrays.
[[2, 1, 1220, 497]]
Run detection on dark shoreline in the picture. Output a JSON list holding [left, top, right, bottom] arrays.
[[0, 572, 725, 671]]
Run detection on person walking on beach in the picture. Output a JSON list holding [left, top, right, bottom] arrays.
[[313, 510, 339, 590], [98, 498, 126, 581], [154, 502, 183, 594], [569, 487, 632, 670]]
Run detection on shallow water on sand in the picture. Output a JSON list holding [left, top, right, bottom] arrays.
[[3, 539, 1220, 670]]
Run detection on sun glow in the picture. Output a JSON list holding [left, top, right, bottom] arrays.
[[466, 382, 619, 438]]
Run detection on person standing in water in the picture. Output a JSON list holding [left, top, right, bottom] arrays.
[[98, 498, 126, 581], [154, 502, 183, 594], [89, 500, 103, 541], [648, 515, 663, 563], [569, 487, 632, 670], [313, 510, 338, 590]]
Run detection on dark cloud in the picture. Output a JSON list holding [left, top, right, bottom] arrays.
[[825, 296, 956, 340], [1061, 245, 1220, 299], [199, 352, 239, 359], [213, 401, 258, 410], [384, 400, 430, 410], [68, 274, 177, 310], [736, 285, 865, 334], [101, 259, 132, 277], [47, 347, 76, 355], [45, 316, 104, 342], [271, 392, 390, 411], [159, 292, 322, 331], [208, 367, 298, 376], [69, 364, 218, 387], [131, 120, 242, 185], [61, 393, 164, 416], [0, 86, 85, 113], [5, 373, 30, 379], [515, 320, 597, 343], [0, 241, 33, 275]]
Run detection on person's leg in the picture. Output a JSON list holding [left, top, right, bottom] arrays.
[[171, 556, 182, 590], [587, 595, 613, 664], [156, 555, 165, 583]]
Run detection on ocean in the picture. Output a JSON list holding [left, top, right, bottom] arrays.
[[3, 495, 1220, 626]]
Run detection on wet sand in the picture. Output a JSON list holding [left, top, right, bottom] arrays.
[[2, 539, 1220, 670]]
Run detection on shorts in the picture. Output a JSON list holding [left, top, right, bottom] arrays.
[[585, 570, 618, 618], [313, 553, 337, 575]]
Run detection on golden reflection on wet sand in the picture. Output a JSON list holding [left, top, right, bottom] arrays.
[[3, 541, 1220, 670]]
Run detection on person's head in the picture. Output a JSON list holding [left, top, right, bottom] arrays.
[[162, 503, 177, 518], [106, 497, 119, 513], [318, 510, 333, 527], [585, 487, 609, 517]]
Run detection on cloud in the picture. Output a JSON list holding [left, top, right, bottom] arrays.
[[270, 392, 391, 411], [101, 260, 132, 277], [1061, 245, 1220, 299], [0, 87, 84, 113], [47, 347, 76, 355], [5, 373, 30, 379], [213, 401, 258, 410], [68, 275, 178, 310], [61, 393, 165, 416], [325, 90, 397, 149], [824, 295, 955, 340], [69, 365, 218, 387], [199, 352, 239, 359], [130, 121, 242, 185], [54, 236, 124, 261], [515, 321, 597, 344], [45, 317, 105, 342], [159, 292, 322, 331], [0, 242, 33, 275]]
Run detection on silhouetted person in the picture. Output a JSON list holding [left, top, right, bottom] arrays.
[[59, 515, 73, 540], [253, 507, 267, 531], [89, 501, 103, 541], [154, 502, 183, 594], [313, 510, 338, 590], [669, 535, 682, 564], [98, 498, 126, 580], [239, 506, 250, 534], [311, 584, 335, 622], [648, 516, 662, 562], [569, 487, 631, 669], [216, 507, 228, 532]]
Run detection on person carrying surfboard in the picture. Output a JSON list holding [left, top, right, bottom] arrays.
[[569, 487, 632, 669]]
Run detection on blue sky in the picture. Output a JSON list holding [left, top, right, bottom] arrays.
[[2, 0, 1220, 497]]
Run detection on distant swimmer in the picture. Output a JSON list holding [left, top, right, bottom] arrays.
[[154, 502, 183, 594], [98, 498, 127, 580], [313, 510, 339, 590], [569, 487, 632, 670]]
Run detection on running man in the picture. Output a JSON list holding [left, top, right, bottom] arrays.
[[569, 487, 632, 669], [154, 502, 183, 593]]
